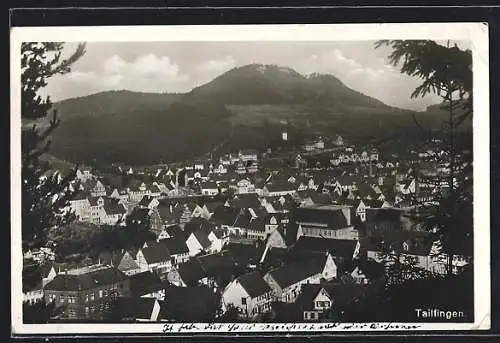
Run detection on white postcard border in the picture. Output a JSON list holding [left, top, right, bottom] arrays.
[[10, 22, 490, 334]]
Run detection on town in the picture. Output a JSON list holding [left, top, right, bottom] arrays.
[[22, 130, 473, 323]]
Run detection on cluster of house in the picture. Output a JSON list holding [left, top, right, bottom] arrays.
[[301, 135, 344, 152], [22, 141, 472, 322]]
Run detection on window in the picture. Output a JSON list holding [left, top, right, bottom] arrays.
[[310, 312, 316, 319], [304, 312, 309, 320], [90, 293, 95, 301], [99, 290, 103, 298], [241, 297, 247, 305], [85, 294, 89, 302]]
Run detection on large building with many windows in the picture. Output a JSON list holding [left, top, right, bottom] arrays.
[[43, 264, 130, 320]]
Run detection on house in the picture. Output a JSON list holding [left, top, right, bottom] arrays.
[[110, 297, 161, 322], [43, 264, 130, 320], [246, 160, 259, 174], [334, 135, 344, 146], [128, 271, 166, 300], [346, 199, 367, 222], [128, 182, 151, 203], [186, 230, 213, 256], [167, 259, 206, 287], [202, 202, 224, 219], [222, 271, 273, 318], [362, 230, 443, 274], [263, 253, 337, 303], [297, 283, 369, 321], [108, 188, 130, 202], [266, 194, 297, 213], [302, 140, 316, 152], [211, 206, 242, 232], [88, 196, 127, 226], [200, 181, 219, 196], [86, 179, 107, 197], [135, 243, 172, 275], [24, 247, 56, 264], [197, 251, 240, 290], [350, 260, 385, 285], [41, 262, 58, 287], [263, 183, 297, 197], [294, 205, 358, 241], [76, 167, 94, 182], [315, 138, 325, 150], [68, 192, 92, 221], [246, 217, 267, 240], [99, 250, 141, 276], [137, 195, 159, 210], [213, 163, 228, 174], [264, 213, 288, 235], [167, 252, 238, 290], [291, 237, 361, 262], [236, 178, 256, 194], [159, 237, 190, 265], [265, 226, 288, 250], [239, 149, 258, 162], [223, 241, 266, 269], [208, 230, 226, 253], [364, 208, 411, 235]]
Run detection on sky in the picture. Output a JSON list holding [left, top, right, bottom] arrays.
[[41, 40, 470, 111]]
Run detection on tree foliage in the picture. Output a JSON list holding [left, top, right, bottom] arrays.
[[375, 40, 473, 276], [21, 42, 86, 250]]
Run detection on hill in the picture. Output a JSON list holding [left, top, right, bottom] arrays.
[[188, 64, 389, 109], [47, 64, 471, 166], [50, 99, 232, 165]]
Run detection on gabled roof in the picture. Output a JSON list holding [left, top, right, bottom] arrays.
[[361, 229, 434, 256], [98, 250, 126, 268], [247, 216, 266, 232], [211, 206, 241, 226], [159, 237, 189, 255], [292, 237, 357, 260], [298, 282, 370, 310], [111, 297, 158, 321], [223, 242, 265, 266], [268, 254, 328, 289], [191, 230, 212, 250], [177, 259, 206, 286], [140, 244, 170, 264], [233, 211, 253, 228], [157, 204, 183, 223], [264, 182, 297, 193], [204, 201, 224, 213], [103, 197, 127, 215], [294, 206, 349, 228], [138, 195, 155, 207], [184, 217, 216, 235], [71, 191, 91, 201], [44, 266, 128, 291], [230, 193, 262, 208], [357, 183, 379, 199], [236, 271, 271, 298], [129, 271, 164, 297], [198, 251, 237, 276], [40, 262, 56, 279], [266, 259, 324, 289], [239, 148, 258, 156]]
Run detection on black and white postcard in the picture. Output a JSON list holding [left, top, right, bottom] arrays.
[[10, 23, 490, 334]]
